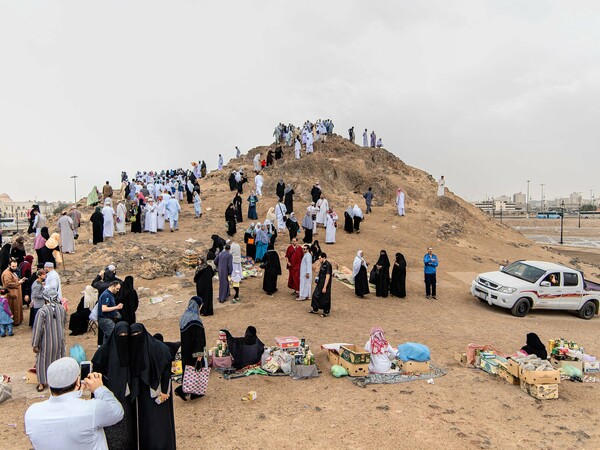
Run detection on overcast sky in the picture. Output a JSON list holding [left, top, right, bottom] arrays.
[[1, 1, 599, 204]]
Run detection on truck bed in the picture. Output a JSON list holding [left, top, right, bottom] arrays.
[[584, 279, 600, 292]]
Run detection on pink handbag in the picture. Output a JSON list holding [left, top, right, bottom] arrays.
[[182, 359, 210, 396], [210, 355, 233, 369]]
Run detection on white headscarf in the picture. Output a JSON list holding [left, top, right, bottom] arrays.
[[352, 250, 366, 278], [352, 204, 364, 218]]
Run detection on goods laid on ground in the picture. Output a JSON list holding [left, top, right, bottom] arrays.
[[548, 338, 598, 377], [182, 249, 198, 267], [467, 339, 599, 400]]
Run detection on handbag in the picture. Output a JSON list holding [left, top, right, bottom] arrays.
[[182, 357, 210, 396]]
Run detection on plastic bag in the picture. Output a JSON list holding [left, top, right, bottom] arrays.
[[70, 344, 86, 364], [331, 365, 348, 378], [562, 364, 583, 378], [397, 342, 430, 362]]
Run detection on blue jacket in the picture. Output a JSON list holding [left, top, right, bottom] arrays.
[[423, 254, 438, 274]]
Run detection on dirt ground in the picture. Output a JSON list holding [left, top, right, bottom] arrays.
[[2, 139, 600, 449]]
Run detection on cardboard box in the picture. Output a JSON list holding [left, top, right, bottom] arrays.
[[498, 366, 520, 385], [400, 360, 431, 373], [520, 379, 559, 400], [507, 359, 521, 378], [480, 357, 501, 375], [584, 361, 600, 373], [326, 349, 340, 366], [275, 336, 300, 349], [521, 369, 561, 385], [339, 357, 369, 377], [454, 352, 467, 364], [25, 371, 38, 384], [550, 357, 583, 373], [340, 345, 371, 365]]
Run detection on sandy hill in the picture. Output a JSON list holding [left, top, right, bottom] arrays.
[[4, 134, 600, 449]]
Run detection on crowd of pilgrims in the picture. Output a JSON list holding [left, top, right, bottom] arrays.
[[5, 118, 418, 449]]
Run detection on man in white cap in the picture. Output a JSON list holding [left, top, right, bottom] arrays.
[[25, 357, 124, 449]]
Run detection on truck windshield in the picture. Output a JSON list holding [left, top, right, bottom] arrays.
[[501, 262, 546, 283]]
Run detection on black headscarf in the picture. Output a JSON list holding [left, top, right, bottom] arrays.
[[376, 250, 390, 270], [91, 321, 131, 401], [129, 323, 172, 399], [120, 275, 135, 298], [40, 227, 50, 240], [521, 333, 547, 359], [244, 326, 258, 345], [395, 252, 407, 268]]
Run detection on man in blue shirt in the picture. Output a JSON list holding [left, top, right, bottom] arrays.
[[97, 281, 122, 344], [423, 247, 439, 300]]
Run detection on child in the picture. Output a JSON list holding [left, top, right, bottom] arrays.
[[231, 268, 242, 304], [0, 288, 14, 337]]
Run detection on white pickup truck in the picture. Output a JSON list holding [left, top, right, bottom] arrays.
[[470, 260, 600, 319]]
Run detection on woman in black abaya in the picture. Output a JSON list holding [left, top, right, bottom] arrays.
[[261, 246, 282, 295], [90, 206, 104, 244], [352, 250, 370, 298], [193, 255, 214, 316], [129, 323, 176, 450], [174, 297, 206, 402], [521, 333, 547, 359], [224, 326, 265, 369], [92, 322, 136, 450], [225, 203, 237, 237], [118, 276, 139, 324], [344, 207, 354, 233], [390, 252, 407, 298], [233, 193, 243, 223], [373, 250, 390, 298]]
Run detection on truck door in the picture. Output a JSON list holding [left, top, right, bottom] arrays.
[[560, 272, 582, 310], [537, 272, 562, 309]]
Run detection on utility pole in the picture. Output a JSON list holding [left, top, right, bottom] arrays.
[[70, 175, 78, 205], [540, 184, 545, 211]]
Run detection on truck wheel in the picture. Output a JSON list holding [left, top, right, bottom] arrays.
[[578, 301, 597, 320], [511, 298, 530, 317]]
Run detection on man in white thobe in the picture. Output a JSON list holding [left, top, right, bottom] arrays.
[[57, 213, 75, 253], [437, 176, 445, 196], [306, 132, 314, 154], [275, 201, 287, 232], [166, 197, 181, 231], [144, 199, 158, 233], [115, 201, 127, 234], [254, 174, 264, 196], [157, 195, 166, 231], [253, 153, 261, 173], [298, 245, 313, 301], [325, 210, 338, 244], [316, 197, 329, 226], [218, 154, 224, 170], [101, 200, 115, 238], [363, 129, 368, 147], [396, 189, 405, 216]]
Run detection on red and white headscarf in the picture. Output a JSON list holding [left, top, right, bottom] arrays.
[[369, 326, 388, 355]]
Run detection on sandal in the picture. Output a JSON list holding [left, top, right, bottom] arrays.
[[308, 310, 318, 314], [36, 384, 45, 392], [321, 313, 330, 317]]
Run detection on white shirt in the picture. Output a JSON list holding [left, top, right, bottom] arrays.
[[25, 386, 124, 450], [364, 341, 396, 374], [45, 270, 62, 299]]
